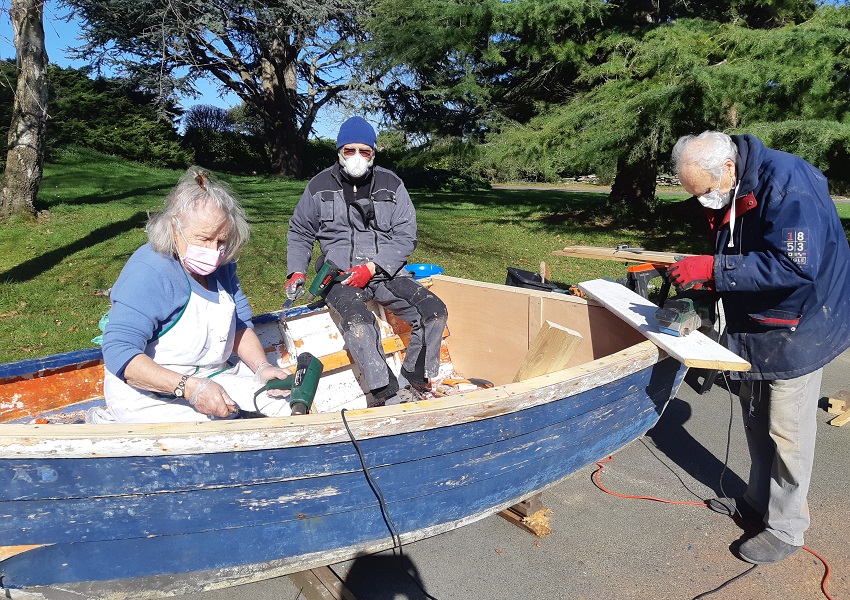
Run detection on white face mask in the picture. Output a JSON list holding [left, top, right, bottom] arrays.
[[339, 152, 373, 179], [697, 188, 732, 210], [697, 169, 735, 209]]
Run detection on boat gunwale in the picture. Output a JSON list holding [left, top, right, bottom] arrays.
[[0, 340, 667, 458]]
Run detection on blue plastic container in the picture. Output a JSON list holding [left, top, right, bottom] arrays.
[[406, 263, 444, 280]]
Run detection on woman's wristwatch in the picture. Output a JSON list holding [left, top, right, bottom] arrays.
[[174, 373, 190, 398]]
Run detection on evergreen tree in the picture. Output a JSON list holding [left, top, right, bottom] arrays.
[[62, 0, 376, 177]]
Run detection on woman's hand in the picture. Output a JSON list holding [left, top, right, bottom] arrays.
[[186, 377, 238, 418], [254, 363, 295, 398]]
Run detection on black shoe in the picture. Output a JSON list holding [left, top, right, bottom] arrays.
[[707, 496, 765, 525], [737, 530, 801, 564], [385, 386, 426, 406], [400, 367, 429, 391]]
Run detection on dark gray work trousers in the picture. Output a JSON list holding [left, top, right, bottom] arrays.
[[324, 277, 448, 399]]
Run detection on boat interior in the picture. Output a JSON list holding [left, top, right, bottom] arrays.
[[0, 275, 647, 425]]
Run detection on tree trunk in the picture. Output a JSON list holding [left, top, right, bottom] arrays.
[[1, 0, 49, 220], [261, 36, 306, 179], [267, 118, 305, 178], [607, 154, 657, 208]]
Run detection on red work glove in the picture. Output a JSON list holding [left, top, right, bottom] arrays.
[[284, 272, 306, 300], [343, 263, 374, 288], [666, 255, 715, 291]]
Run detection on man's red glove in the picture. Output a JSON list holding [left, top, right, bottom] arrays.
[[666, 255, 715, 291], [343, 263, 374, 288], [284, 272, 306, 300]]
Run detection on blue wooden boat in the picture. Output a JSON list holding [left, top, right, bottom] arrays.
[[0, 275, 744, 599]]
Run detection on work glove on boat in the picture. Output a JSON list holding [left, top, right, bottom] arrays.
[[285, 272, 306, 301], [666, 255, 715, 291], [342, 263, 374, 288]]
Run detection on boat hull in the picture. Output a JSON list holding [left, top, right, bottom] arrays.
[[0, 275, 689, 598], [1, 356, 685, 597]]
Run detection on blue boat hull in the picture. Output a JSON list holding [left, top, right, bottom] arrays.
[[0, 357, 685, 593]]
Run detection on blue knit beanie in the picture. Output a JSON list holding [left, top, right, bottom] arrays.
[[336, 117, 377, 149]]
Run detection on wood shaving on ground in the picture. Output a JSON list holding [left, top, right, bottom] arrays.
[[522, 508, 554, 537]]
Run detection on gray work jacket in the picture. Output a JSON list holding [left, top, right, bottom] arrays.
[[287, 163, 417, 280]]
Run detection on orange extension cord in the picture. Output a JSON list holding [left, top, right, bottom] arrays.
[[591, 455, 834, 600]]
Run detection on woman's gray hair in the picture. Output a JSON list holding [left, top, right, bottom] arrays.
[[672, 131, 738, 177], [146, 166, 250, 263]]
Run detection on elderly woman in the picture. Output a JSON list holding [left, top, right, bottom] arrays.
[[91, 167, 292, 423]]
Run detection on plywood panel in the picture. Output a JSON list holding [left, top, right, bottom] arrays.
[[430, 278, 532, 385], [513, 321, 583, 382], [578, 279, 750, 371]]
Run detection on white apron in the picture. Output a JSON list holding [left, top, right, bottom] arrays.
[[95, 274, 291, 423]]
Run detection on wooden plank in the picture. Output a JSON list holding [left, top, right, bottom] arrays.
[[497, 505, 554, 538], [288, 567, 357, 600], [510, 492, 544, 517], [827, 399, 847, 415], [577, 279, 750, 372], [291, 334, 407, 373], [552, 245, 693, 265], [827, 391, 849, 415], [0, 544, 44, 561], [513, 321, 583, 382], [829, 409, 850, 427]]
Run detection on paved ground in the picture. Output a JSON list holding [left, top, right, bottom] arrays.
[[187, 351, 850, 600]]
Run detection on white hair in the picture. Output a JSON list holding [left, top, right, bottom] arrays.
[[672, 131, 738, 177], [146, 166, 250, 263]]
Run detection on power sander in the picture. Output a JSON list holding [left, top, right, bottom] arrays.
[[654, 298, 703, 337], [248, 352, 324, 416]]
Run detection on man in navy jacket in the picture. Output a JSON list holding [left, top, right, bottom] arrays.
[[669, 131, 850, 564]]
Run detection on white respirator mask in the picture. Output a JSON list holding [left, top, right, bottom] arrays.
[[339, 152, 374, 179]]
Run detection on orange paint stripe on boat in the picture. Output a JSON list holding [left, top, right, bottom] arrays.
[[0, 544, 46, 561], [0, 364, 104, 422]]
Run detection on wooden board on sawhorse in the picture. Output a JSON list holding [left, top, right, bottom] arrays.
[[826, 390, 850, 427], [288, 566, 358, 600], [552, 245, 693, 265], [497, 493, 554, 538]]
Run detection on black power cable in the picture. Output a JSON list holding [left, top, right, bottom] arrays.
[[693, 564, 758, 599], [691, 369, 759, 599], [340, 408, 440, 600]]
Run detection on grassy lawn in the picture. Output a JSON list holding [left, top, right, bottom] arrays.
[[3, 149, 849, 363]]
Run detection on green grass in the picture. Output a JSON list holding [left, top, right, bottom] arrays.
[[3, 149, 849, 363]]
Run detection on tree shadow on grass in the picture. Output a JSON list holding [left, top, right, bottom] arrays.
[[0, 211, 148, 283], [39, 184, 172, 209]]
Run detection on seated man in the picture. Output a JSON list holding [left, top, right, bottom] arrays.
[[285, 117, 448, 406]]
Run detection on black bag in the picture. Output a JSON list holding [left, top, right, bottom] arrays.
[[505, 267, 564, 293]]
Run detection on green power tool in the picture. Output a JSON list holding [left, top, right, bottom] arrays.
[[654, 298, 703, 337], [307, 259, 348, 300], [252, 352, 324, 415], [282, 260, 349, 310]]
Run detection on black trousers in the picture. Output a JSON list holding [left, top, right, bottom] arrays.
[[324, 277, 448, 400]]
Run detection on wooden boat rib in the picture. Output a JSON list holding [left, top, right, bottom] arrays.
[[0, 275, 745, 599]]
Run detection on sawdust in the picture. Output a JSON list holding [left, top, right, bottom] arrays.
[[522, 508, 554, 537]]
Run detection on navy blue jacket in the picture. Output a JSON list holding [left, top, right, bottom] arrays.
[[711, 134, 850, 380]]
